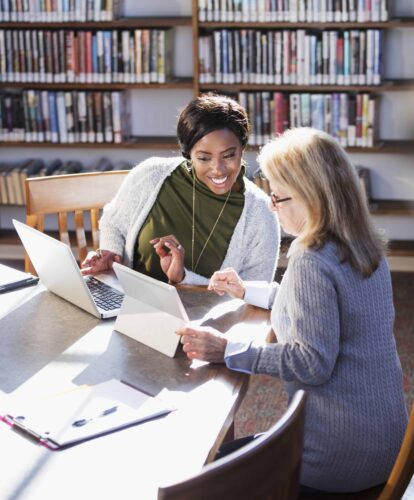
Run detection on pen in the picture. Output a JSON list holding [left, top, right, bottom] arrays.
[[0, 277, 39, 294], [72, 405, 118, 427]]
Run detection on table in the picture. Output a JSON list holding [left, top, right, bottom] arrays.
[[0, 266, 270, 500]]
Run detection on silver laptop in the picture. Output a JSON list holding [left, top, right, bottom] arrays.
[[13, 219, 124, 319], [113, 263, 189, 358]]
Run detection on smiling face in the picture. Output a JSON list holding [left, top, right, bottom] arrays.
[[190, 129, 243, 195]]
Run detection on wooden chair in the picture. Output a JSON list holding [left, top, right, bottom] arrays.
[[157, 390, 307, 500], [299, 403, 414, 500], [24, 171, 128, 274]]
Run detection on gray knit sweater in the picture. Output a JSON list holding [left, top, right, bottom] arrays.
[[99, 157, 280, 285], [226, 241, 408, 493]]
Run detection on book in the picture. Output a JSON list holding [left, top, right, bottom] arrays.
[[1, 379, 174, 450]]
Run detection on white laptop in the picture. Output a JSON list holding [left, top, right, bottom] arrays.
[[13, 219, 124, 319], [113, 263, 189, 358]]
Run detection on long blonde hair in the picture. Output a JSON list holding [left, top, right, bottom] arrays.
[[259, 128, 386, 277]]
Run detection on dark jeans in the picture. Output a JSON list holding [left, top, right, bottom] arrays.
[[215, 434, 332, 495]]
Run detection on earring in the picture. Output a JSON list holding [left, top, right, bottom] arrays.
[[185, 159, 193, 172]]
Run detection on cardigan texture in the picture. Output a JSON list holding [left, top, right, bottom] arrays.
[[226, 241, 408, 493], [99, 156, 280, 285]]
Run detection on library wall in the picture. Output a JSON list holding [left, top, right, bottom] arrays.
[[0, 0, 413, 243]]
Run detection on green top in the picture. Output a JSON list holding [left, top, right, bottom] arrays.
[[134, 162, 245, 282]]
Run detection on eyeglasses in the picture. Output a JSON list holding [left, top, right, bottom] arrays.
[[270, 192, 292, 208]]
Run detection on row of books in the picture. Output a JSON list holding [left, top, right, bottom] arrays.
[[0, 0, 120, 22], [0, 157, 133, 206], [199, 29, 382, 85], [0, 90, 129, 144], [237, 91, 376, 147], [198, 0, 389, 23], [0, 29, 173, 84]]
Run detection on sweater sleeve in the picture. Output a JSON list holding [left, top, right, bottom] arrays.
[[225, 254, 340, 384], [180, 268, 209, 286], [99, 167, 141, 256], [252, 254, 340, 385], [238, 191, 280, 282]]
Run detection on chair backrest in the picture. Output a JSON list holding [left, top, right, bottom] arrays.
[[24, 171, 128, 274], [378, 403, 414, 500], [158, 390, 307, 500]]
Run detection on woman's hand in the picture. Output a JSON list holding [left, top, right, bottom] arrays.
[[176, 326, 227, 363], [208, 268, 246, 299], [80, 250, 122, 275], [150, 235, 185, 284]]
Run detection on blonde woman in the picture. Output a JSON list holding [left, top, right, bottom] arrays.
[[177, 128, 408, 494]]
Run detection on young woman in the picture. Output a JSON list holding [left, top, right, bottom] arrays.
[[177, 127, 408, 493], [81, 94, 280, 284]]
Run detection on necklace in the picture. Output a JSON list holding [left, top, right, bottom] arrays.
[[191, 171, 232, 273]]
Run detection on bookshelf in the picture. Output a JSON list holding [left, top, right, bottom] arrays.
[[0, 2, 413, 151], [198, 19, 414, 29], [1, 17, 193, 29], [0, 0, 413, 262]]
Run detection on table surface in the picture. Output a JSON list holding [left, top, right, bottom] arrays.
[[0, 265, 270, 500]]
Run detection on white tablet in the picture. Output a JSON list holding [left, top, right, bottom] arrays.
[[113, 263, 188, 358]]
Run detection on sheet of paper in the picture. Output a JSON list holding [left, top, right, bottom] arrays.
[[0, 264, 33, 287]]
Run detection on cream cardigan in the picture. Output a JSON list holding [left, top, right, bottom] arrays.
[[99, 156, 280, 285]]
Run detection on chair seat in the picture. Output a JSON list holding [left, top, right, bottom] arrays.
[[299, 483, 385, 500]]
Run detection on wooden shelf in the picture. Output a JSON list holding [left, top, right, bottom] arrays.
[[1, 16, 192, 29], [198, 18, 414, 29], [245, 140, 414, 154], [2, 78, 410, 93], [1, 138, 413, 152], [387, 240, 414, 257], [0, 78, 194, 90], [370, 200, 414, 216], [0, 138, 412, 153], [0, 137, 180, 149], [199, 79, 414, 93]]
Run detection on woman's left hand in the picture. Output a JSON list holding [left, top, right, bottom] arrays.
[[150, 235, 185, 283], [176, 326, 227, 363]]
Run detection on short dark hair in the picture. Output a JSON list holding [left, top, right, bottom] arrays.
[[177, 94, 250, 159]]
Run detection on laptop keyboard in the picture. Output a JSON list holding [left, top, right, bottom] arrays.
[[87, 277, 124, 311]]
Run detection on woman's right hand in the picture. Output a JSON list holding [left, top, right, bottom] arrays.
[[80, 250, 122, 275], [208, 268, 246, 300]]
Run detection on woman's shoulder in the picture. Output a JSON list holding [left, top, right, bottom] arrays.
[[290, 240, 387, 277], [289, 241, 340, 276], [127, 156, 184, 184], [243, 178, 272, 212]]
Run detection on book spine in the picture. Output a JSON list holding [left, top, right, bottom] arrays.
[[141, 30, 150, 84], [86, 91, 95, 142], [111, 91, 121, 143], [373, 29, 381, 85], [56, 91, 67, 143], [48, 91, 59, 143], [102, 91, 112, 142], [150, 29, 158, 83], [94, 91, 103, 143], [77, 91, 87, 142]]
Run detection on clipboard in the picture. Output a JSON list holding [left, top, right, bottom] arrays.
[[0, 379, 174, 450]]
